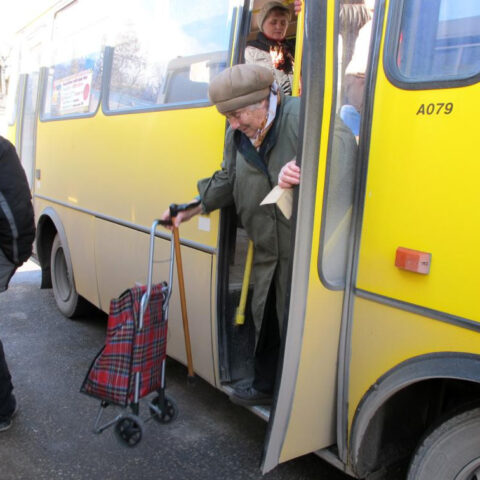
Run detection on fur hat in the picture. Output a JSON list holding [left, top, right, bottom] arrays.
[[208, 64, 273, 114], [257, 1, 291, 32]]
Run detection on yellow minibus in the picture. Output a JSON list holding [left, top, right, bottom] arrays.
[[7, 0, 480, 477]]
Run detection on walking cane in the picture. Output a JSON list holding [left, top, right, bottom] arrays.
[[169, 201, 200, 382]]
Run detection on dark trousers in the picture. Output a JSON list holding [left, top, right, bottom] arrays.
[[252, 284, 281, 394], [0, 339, 15, 420]]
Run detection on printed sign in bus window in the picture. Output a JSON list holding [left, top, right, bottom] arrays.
[[44, 52, 102, 118], [52, 69, 93, 115], [42, 0, 106, 119]]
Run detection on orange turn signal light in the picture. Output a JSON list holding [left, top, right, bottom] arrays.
[[395, 247, 431, 274]]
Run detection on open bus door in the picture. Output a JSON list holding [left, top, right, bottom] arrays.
[[261, 1, 359, 472]]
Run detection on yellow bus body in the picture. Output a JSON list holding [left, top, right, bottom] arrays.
[[8, 0, 480, 478]]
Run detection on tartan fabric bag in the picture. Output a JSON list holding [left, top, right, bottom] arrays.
[[81, 283, 167, 407]]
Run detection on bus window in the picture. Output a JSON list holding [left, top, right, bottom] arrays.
[[42, 1, 106, 119], [319, 119, 358, 289], [106, 0, 233, 112], [158, 52, 227, 105], [391, 0, 480, 82]]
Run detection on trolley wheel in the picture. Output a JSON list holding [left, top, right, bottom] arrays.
[[50, 234, 89, 318], [149, 394, 178, 424], [114, 414, 144, 447]]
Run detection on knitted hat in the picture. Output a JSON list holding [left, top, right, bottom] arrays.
[[257, 1, 291, 32], [208, 64, 273, 114]]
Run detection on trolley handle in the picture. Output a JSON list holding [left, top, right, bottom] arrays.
[[139, 200, 201, 328], [169, 199, 201, 219]]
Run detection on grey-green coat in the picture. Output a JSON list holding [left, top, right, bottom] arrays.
[[198, 95, 300, 338]]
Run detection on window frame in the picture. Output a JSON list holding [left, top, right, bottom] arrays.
[[39, 1, 105, 122], [39, 60, 104, 122], [39, 1, 240, 122], [316, 0, 361, 291], [384, 0, 480, 90], [101, 3, 239, 117]]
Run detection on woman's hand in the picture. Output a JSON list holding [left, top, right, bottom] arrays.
[[294, 0, 302, 15], [278, 160, 301, 188], [161, 202, 203, 230]]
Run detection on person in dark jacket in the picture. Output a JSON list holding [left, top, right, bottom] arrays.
[[162, 64, 300, 406], [0, 136, 35, 431]]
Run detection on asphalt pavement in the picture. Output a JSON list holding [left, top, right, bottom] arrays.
[[0, 260, 352, 480]]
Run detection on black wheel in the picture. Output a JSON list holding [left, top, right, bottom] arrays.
[[149, 394, 178, 424], [50, 234, 89, 318], [407, 407, 480, 480], [114, 414, 144, 447]]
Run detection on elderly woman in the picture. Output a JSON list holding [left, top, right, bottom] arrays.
[[245, 1, 295, 95], [163, 64, 300, 406]]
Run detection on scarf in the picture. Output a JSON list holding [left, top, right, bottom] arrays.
[[247, 32, 295, 75], [251, 83, 281, 150]]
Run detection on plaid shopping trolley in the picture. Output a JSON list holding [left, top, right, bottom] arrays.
[[81, 215, 183, 447]]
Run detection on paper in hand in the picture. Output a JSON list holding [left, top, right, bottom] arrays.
[[260, 185, 293, 219]]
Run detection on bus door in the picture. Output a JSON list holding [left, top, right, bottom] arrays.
[[18, 72, 40, 190], [262, 0, 362, 471]]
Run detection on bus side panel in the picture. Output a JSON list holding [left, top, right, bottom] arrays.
[[351, 0, 480, 423], [348, 297, 480, 429], [355, 67, 480, 321], [34, 107, 223, 249], [34, 105, 225, 387]]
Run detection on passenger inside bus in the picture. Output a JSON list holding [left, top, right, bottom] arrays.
[[245, 1, 295, 96], [340, 0, 374, 138], [294, 0, 372, 139]]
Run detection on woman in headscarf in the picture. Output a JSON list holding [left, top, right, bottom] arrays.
[[245, 1, 295, 96]]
